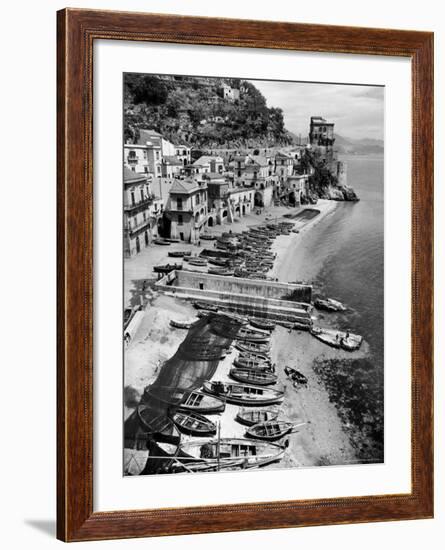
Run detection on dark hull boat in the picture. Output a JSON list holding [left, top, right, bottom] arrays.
[[168, 250, 192, 258], [178, 390, 226, 414], [171, 411, 216, 436], [246, 421, 301, 442], [314, 298, 347, 312], [170, 438, 286, 472], [136, 406, 182, 452], [153, 263, 182, 273], [202, 380, 284, 406], [192, 301, 218, 312], [248, 318, 276, 332], [170, 318, 198, 329], [236, 408, 279, 426], [153, 239, 171, 246], [208, 268, 234, 276]]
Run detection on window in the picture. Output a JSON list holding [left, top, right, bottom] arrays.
[[155, 151, 160, 160], [177, 197, 183, 210], [140, 189, 144, 202], [131, 191, 135, 206], [178, 214, 183, 225], [196, 194, 200, 205]]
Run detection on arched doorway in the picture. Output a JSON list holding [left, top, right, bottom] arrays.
[[222, 210, 228, 220], [135, 236, 140, 254], [208, 216, 214, 227], [242, 205, 246, 215], [254, 191, 264, 207], [289, 191, 296, 206], [194, 212, 200, 224]]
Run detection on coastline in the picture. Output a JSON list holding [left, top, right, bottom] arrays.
[[125, 198, 374, 470]]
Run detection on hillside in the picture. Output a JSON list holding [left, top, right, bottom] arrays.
[[124, 75, 294, 148]]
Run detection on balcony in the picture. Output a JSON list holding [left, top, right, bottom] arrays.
[[126, 217, 151, 236], [124, 195, 155, 211]]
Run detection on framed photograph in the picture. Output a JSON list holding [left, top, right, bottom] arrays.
[[57, 8, 434, 542]]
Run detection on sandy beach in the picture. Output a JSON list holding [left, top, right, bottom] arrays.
[[124, 199, 371, 471]]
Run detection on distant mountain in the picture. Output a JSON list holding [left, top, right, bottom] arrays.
[[335, 134, 384, 155]]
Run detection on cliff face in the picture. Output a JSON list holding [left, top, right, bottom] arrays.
[[124, 75, 293, 148], [300, 150, 359, 203]]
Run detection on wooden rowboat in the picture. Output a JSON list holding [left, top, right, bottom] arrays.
[[187, 258, 208, 266], [171, 438, 286, 472], [208, 268, 234, 276], [171, 411, 216, 436], [311, 326, 362, 351], [236, 327, 270, 343], [202, 380, 284, 406], [233, 358, 271, 371], [249, 318, 276, 331], [235, 341, 270, 354], [237, 351, 271, 364], [153, 263, 182, 273], [170, 318, 198, 329], [230, 367, 278, 386], [246, 421, 300, 442], [178, 390, 225, 414], [192, 301, 218, 312], [236, 408, 279, 426], [153, 238, 171, 246], [168, 250, 192, 258]]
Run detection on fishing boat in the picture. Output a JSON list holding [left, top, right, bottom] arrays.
[[208, 257, 228, 266], [169, 318, 198, 329], [178, 390, 226, 414], [314, 297, 347, 312], [171, 411, 216, 436], [153, 238, 171, 246], [192, 301, 218, 312], [208, 268, 235, 276], [171, 438, 286, 472], [233, 358, 271, 372], [136, 406, 181, 448], [187, 258, 208, 266], [202, 380, 284, 406], [235, 341, 270, 354], [246, 421, 295, 441], [200, 234, 216, 240], [236, 327, 270, 343], [311, 327, 362, 351], [293, 320, 311, 331], [230, 367, 277, 386], [153, 263, 182, 273], [249, 318, 276, 331], [236, 408, 279, 426], [284, 367, 308, 385], [237, 351, 271, 364], [168, 250, 192, 258]]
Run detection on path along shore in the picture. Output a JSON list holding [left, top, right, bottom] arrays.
[[124, 199, 369, 471]]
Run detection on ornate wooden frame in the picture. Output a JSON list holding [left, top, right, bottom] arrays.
[[57, 8, 434, 542]]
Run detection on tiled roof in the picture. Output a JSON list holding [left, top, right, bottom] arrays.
[[170, 178, 205, 194], [123, 167, 148, 183]]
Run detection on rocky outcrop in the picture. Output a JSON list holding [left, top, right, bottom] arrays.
[[316, 185, 360, 202]]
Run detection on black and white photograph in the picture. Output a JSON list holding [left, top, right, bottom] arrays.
[[122, 73, 384, 476]]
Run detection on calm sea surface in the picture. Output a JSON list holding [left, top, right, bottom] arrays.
[[305, 154, 384, 372]]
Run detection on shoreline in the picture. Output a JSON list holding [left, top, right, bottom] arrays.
[[124, 199, 374, 471]]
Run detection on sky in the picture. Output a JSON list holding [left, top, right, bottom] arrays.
[[249, 80, 384, 141]]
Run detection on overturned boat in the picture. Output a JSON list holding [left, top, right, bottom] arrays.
[[170, 318, 199, 329], [310, 326, 362, 351], [202, 380, 284, 406], [153, 263, 182, 274], [314, 297, 347, 312], [171, 411, 217, 437]]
